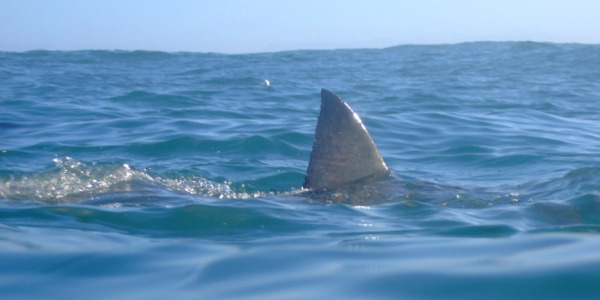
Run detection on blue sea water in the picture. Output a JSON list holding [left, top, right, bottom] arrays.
[[1, 42, 600, 299]]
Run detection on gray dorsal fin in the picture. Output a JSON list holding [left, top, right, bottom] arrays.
[[303, 89, 389, 190]]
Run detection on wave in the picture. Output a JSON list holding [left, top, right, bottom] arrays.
[[0, 157, 255, 204], [2, 158, 600, 240]]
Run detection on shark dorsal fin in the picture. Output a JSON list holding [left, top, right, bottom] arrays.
[[303, 89, 389, 190]]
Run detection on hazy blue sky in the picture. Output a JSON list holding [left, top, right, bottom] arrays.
[[1, 0, 598, 53]]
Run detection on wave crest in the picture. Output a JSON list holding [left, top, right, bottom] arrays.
[[0, 157, 257, 204]]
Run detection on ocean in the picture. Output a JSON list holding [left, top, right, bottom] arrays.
[[1, 42, 600, 299]]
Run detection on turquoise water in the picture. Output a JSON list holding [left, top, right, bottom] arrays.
[[2, 42, 600, 299]]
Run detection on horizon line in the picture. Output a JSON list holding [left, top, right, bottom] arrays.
[[1, 40, 598, 55]]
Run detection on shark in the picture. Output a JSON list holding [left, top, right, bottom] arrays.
[[304, 89, 390, 190], [301, 89, 521, 207], [301, 89, 408, 204]]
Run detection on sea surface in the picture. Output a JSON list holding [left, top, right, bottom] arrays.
[[2, 42, 600, 299]]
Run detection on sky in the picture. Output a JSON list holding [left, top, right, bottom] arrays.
[[1, 0, 599, 54]]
